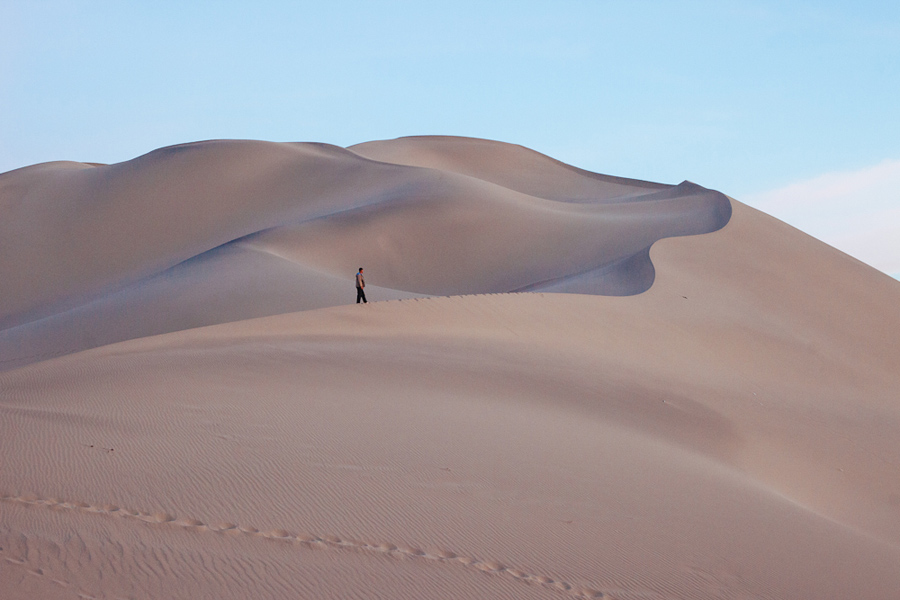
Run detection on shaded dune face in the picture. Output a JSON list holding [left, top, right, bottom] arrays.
[[0, 137, 729, 364], [251, 136, 731, 296], [245, 175, 731, 297]]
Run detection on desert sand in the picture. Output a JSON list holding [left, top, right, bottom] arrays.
[[1, 136, 899, 599]]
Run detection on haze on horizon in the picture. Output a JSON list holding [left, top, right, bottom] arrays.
[[2, 0, 898, 277]]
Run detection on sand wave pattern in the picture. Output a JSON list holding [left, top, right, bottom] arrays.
[[1, 493, 608, 599]]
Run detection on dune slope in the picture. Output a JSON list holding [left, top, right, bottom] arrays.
[[2, 137, 899, 600]]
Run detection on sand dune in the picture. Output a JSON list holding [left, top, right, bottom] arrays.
[[0, 137, 728, 368], [2, 137, 899, 599]]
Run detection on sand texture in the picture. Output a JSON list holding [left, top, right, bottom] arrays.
[[2, 136, 899, 599]]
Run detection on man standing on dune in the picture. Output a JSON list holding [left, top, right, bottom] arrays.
[[356, 267, 367, 304]]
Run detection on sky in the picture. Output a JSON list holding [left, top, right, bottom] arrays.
[[2, 1, 898, 277]]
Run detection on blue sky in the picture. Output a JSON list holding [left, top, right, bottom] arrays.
[[3, 1, 899, 276]]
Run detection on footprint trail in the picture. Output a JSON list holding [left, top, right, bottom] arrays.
[[1, 493, 608, 599]]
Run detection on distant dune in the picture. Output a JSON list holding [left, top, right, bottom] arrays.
[[2, 137, 898, 600]]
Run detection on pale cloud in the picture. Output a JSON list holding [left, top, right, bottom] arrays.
[[744, 159, 900, 276]]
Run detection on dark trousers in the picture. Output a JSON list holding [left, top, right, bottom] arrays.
[[356, 287, 367, 303]]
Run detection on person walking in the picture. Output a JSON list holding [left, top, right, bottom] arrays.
[[355, 267, 367, 304]]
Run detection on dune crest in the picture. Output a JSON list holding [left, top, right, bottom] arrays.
[[349, 135, 669, 202]]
